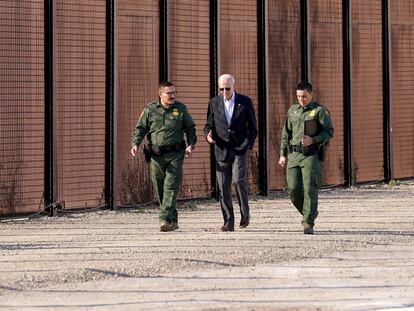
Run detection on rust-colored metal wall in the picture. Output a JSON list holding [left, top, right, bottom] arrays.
[[390, 2, 414, 179], [308, 0, 344, 186], [3, 1, 414, 216], [169, 0, 211, 198], [219, 0, 260, 193], [54, 1, 106, 208], [115, 0, 158, 205], [267, 1, 301, 190], [351, 0, 384, 182], [0, 1, 44, 215]]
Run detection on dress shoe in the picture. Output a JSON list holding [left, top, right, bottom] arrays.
[[303, 223, 314, 234], [220, 223, 234, 232], [239, 218, 249, 228], [160, 220, 172, 232], [170, 222, 179, 231]]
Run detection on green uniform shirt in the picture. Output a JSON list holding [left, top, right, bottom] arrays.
[[280, 101, 334, 157], [132, 100, 197, 147]]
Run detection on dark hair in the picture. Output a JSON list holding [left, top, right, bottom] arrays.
[[296, 81, 313, 92], [159, 80, 175, 91]]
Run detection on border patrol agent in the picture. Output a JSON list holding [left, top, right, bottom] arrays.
[[131, 81, 197, 232], [279, 82, 334, 234]]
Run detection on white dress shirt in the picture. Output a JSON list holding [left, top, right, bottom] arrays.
[[223, 93, 235, 125]]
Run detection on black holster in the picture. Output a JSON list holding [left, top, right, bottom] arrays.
[[318, 145, 326, 161], [143, 145, 152, 163]]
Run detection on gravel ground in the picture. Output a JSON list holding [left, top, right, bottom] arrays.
[[1, 184, 414, 310]]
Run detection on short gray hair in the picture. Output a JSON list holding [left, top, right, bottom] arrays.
[[218, 74, 235, 85]]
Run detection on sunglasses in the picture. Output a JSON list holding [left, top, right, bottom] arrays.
[[219, 87, 231, 92], [162, 91, 176, 96]]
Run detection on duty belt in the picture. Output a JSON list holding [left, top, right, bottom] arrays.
[[159, 144, 182, 153], [289, 144, 319, 157], [290, 145, 303, 153], [150, 142, 185, 156]]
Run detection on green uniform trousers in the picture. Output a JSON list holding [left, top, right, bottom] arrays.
[[286, 151, 322, 225], [150, 151, 184, 223]]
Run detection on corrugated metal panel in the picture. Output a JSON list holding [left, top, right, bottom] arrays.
[[219, 0, 259, 193], [390, 2, 414, 179], [169, 0, 211, 198], [351, 0, 383, 182], [116, 0, 158, 205], [267, 1, 301, 190], [308, 0, 344, 186], [0, 1, 44, 215], [54, 0, 106, 208]]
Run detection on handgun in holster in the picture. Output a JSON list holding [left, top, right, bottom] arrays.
[[318, 144, 325, 161], [143, 144, 151, 163]]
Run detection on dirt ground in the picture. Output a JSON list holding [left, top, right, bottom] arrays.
[[1, 183, 414, 310]]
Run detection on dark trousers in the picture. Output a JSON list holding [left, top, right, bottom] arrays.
[[216, 150, 249, 225]]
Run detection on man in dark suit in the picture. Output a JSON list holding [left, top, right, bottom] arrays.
[[204, 74, 258, 231]]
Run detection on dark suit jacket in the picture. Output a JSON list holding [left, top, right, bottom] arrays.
[[204, 92, 258, 161]]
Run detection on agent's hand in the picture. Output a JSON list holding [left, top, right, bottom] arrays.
[[301, 135, 314, 147], [206, 130, 216, 144], [278, 156, 287, 167], [185, 145, 194, 157], [131, 145, 139, 157]]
